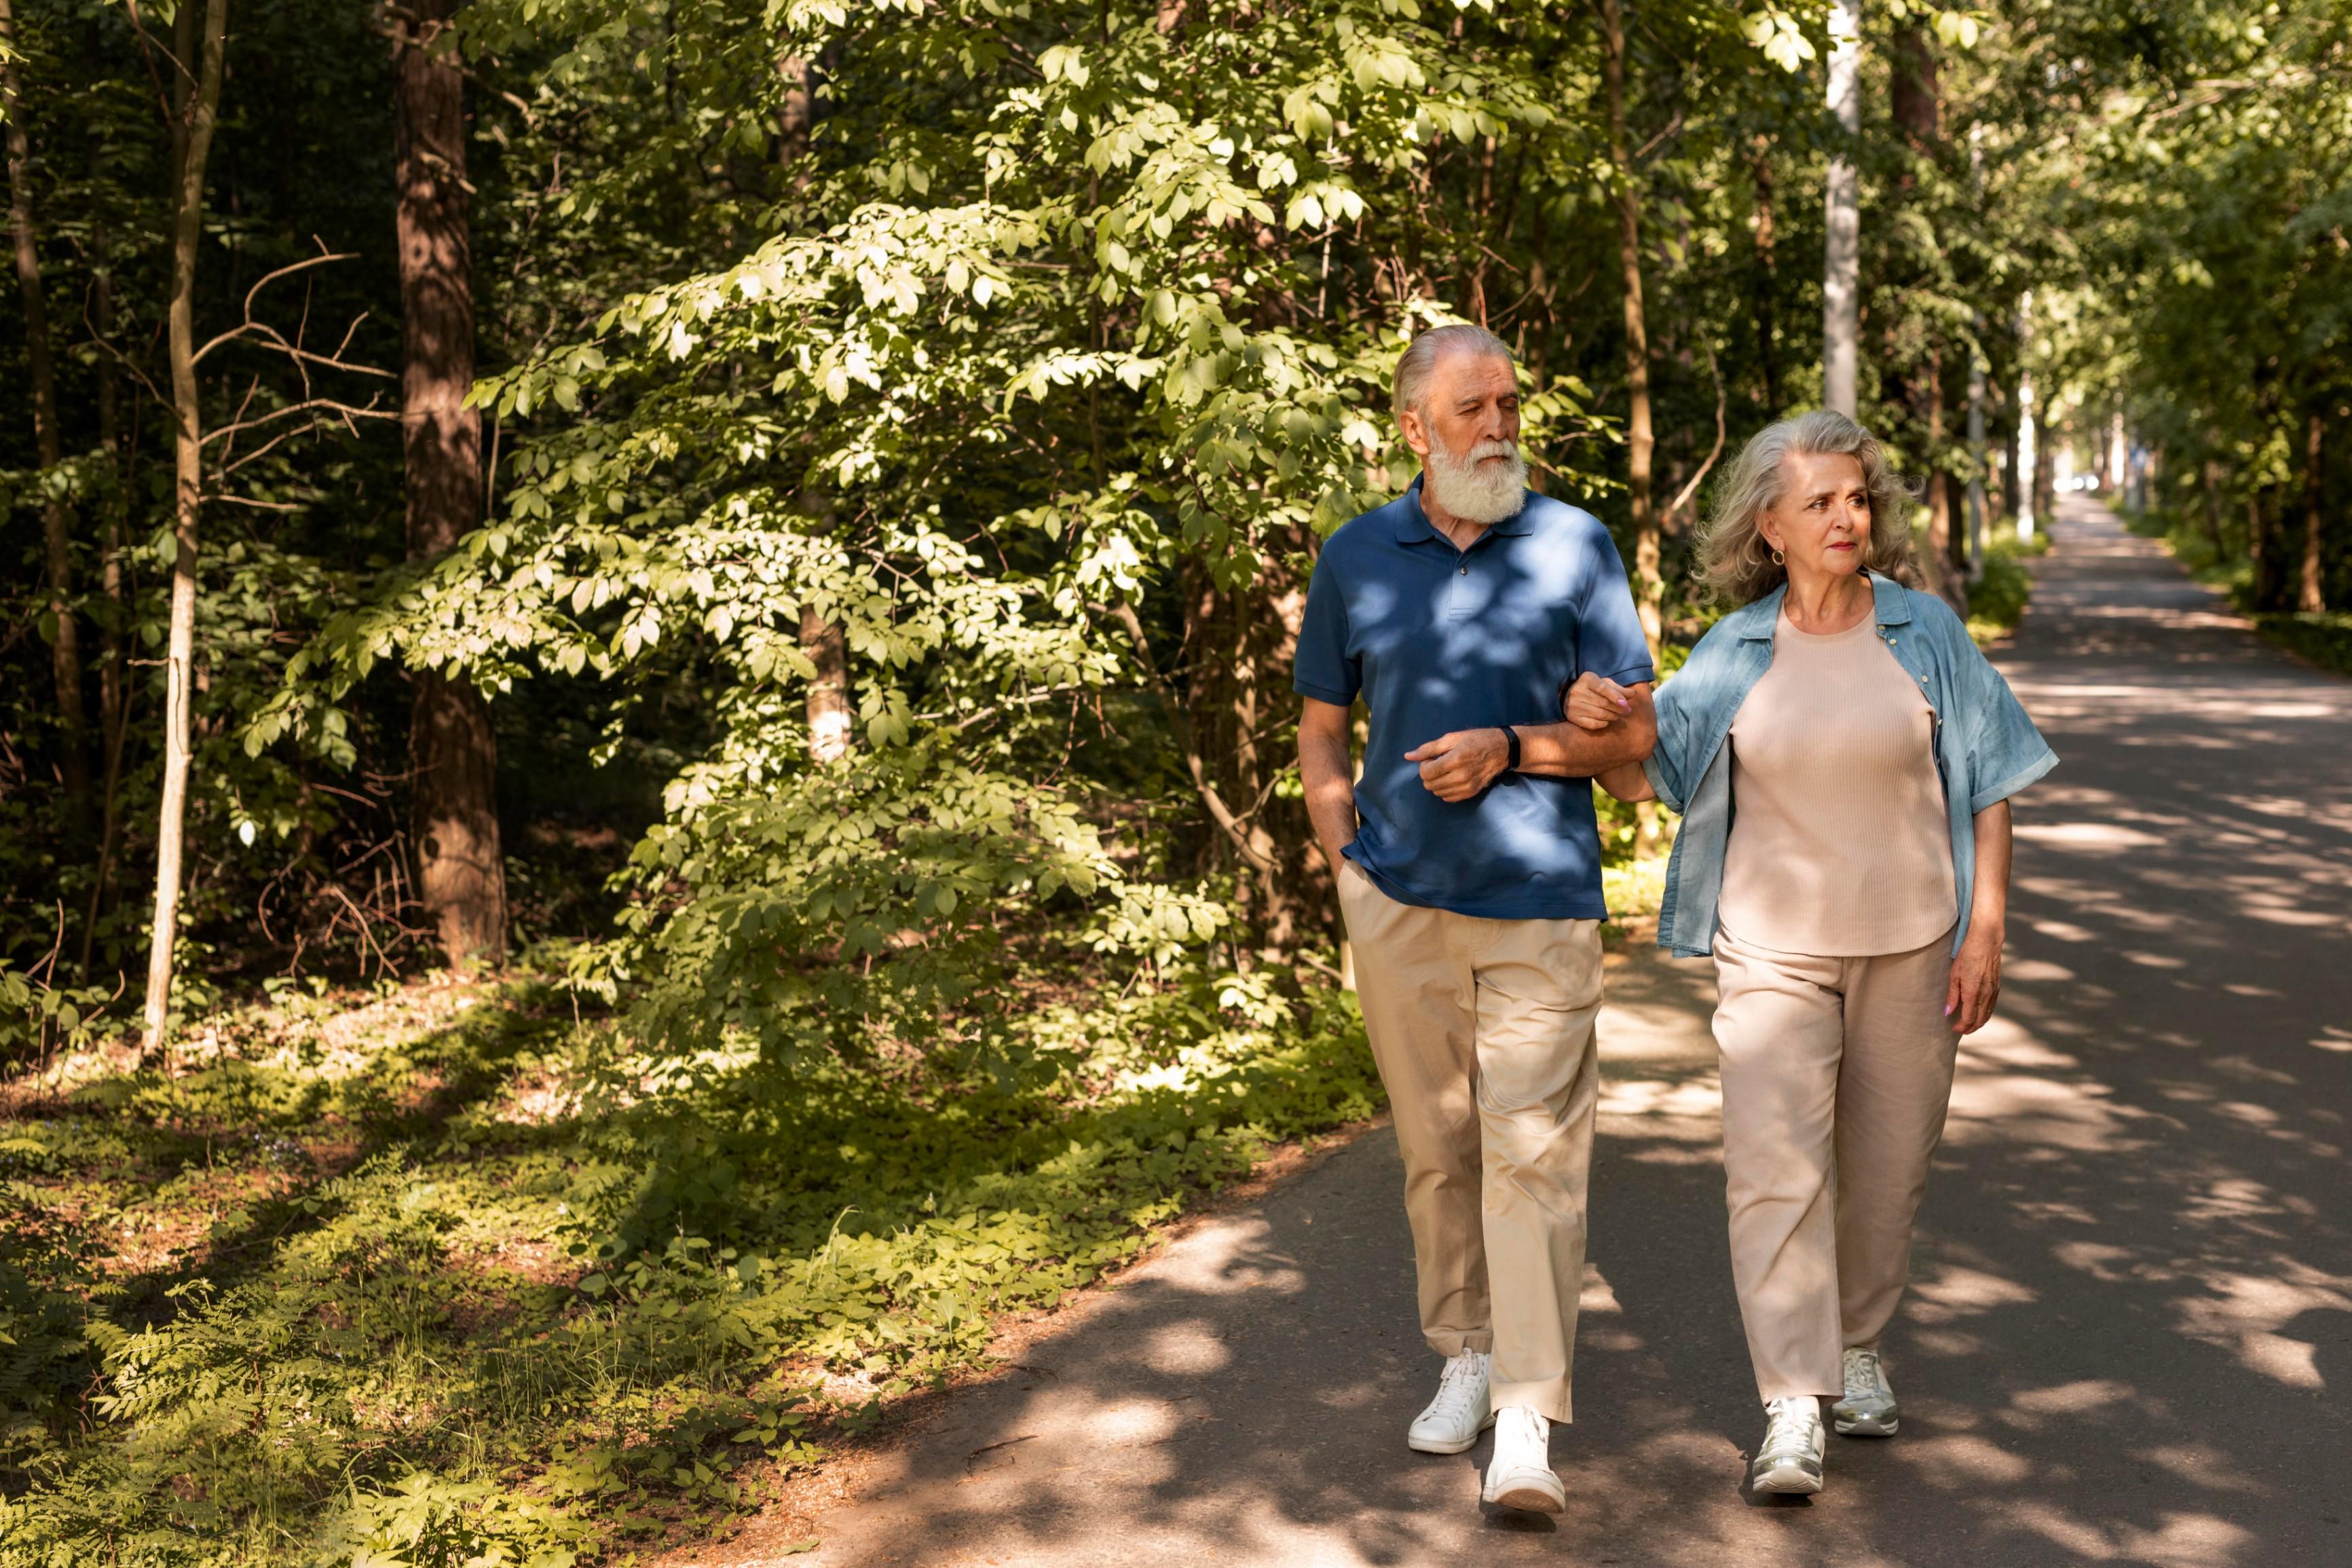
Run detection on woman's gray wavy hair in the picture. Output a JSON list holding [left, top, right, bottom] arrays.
[[1694, 409, 1919, 605]]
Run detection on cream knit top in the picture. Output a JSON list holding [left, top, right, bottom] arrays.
[[1717, 608, 1958, 957]]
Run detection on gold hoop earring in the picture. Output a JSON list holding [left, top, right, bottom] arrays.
[[1770, 547, 1785, 566]]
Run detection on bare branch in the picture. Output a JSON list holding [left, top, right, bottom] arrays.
[[1666, 337, 1727, 522], [201, 395, 398, 450]]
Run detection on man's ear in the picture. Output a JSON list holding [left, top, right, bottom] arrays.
[[1398, 407, 1431, 460]]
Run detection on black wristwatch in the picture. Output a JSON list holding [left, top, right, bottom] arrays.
[[1500, 725, 1522, 772]]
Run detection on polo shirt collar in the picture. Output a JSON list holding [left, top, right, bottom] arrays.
[[1394, 473, 1535, 544]]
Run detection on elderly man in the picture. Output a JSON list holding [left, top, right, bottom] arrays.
[[1293, 324, 1658, 1513]]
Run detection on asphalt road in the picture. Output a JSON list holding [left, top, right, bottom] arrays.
[[696, 496, 2352, 1567]]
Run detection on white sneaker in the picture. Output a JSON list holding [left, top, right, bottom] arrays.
[[1480, 1406, 1566, 1514], [1831, 1346, 1899, 1436], [1406, 1349, 1493, 1454], [1749, 1396, 1825, 1495]]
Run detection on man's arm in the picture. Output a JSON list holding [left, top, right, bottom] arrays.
[[1298, 696, 1360, 874], [1404, 682, 1656, 804]]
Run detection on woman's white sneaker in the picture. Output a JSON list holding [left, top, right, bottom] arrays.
[[1749, 1396, 1825, 1495], [1406, 1349, 1493, 1454], [1480, 1406, 1567, 1513], [1831, 1346, 1900, 1436]]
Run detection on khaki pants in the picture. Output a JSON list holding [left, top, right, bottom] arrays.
[[1712, 925, 1959, 1403], [1338, 862, 1603, 1424]]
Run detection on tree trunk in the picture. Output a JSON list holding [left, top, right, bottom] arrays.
[[800, 603, 853, 762], [142, 0, 229, 1056], [1750, 138, 1780, 415], [774, 52, 853, 764], [398, 0, 506, 968], [1, 0, 88, 821], [2015, 295, 2038, 542], [1169, 550, 1319, 954], [1597, 0, 1661, 652], [1916, 347, 1968, 614], [1598, 0, 1664, 857], [1821, 0, 1863, 417], [2199, 458, 2224, 553], [2302, 409, 2327, 614], [2249, 489, 2278, 610], [81, 157, 132, 979], [1964, 318, 1988, 575]]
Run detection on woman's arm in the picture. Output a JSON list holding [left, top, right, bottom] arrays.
[[1945, 798, 2011, 1034], [1592, 761, 1656, 802]]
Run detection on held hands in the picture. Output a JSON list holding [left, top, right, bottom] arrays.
[[1945, 924, 2004, 1035], [1405, 727, 1510, 802], [1563, 673, 1636, 732]]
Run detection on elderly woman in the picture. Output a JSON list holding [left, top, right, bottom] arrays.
[[1569, 411, 2055, 1495]]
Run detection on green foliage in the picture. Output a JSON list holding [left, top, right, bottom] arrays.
[[0, 959, 1377, 1564]]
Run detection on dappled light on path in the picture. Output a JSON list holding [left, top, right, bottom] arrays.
[[683, 498, 2352, 1567]]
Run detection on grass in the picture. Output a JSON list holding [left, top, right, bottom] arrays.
[[1965, 523, 2047, 646], [2120, 504, 2352, 678], [0, 960, 1379, 1566]]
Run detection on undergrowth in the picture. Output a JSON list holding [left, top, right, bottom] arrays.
[[2123, 504, 2352, 677], [0, 963, 1378, 1565]]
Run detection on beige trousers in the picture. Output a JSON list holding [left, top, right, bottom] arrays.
[[1712, 925, 1960, 1402], [1338, 862, 1603, 1424]]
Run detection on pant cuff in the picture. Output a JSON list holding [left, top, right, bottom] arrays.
[[1490, 1379, 1573, 1425], [1425, 1330, 1494, 1357]]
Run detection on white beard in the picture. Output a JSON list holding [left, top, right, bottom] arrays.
[[1423, 436, 1529, 525]]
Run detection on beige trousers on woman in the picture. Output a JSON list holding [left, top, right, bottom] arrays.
[[1337, 861, 1603, 1425], [1713, 925, 1959, 1403]]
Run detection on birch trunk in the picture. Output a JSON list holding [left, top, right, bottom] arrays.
[[1821, 0, 1863, 417], [141, 0, 229, 1055]]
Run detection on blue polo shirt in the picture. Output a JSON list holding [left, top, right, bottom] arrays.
[[1293, 478, 1655, 920]]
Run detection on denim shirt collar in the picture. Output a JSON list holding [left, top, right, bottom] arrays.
[[1729, 573, 1914, 641]]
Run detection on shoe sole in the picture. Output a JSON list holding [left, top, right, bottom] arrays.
[[1486, 1482, 1567, 1514], [1832, 1411, 1899, 1437], [1408, 1413, 1497, 1455], [1749, 1459, 1823, 1495]]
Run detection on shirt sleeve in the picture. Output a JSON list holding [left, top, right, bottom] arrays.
[[1575, 515, 1659, 686], [1291, 546, 1359, 707], [1941, 602, 2058, 811]]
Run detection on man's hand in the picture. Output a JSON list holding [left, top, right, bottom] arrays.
[[1563, 673, 1635, 733], [1945, 922, 2004, 1035], [1405, 728, 1510, 802]]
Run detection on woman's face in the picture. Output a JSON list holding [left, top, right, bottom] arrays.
[[1758, 449, 1872, 584]]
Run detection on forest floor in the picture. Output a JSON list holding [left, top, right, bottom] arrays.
[[674, 494, 2352, 1568]]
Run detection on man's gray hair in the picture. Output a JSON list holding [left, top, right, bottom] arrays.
[[1392, 323, 1515, 422]]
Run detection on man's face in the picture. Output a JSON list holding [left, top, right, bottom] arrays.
[[1400, 349, 1521, 466]]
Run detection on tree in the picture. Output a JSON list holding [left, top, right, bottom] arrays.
[[1, 0, 87, 821], [1597, 0, 1660, 656], [1822, 0, 1861, 416], [141, 0, 231, 1053], [397, 0, 507, 967]]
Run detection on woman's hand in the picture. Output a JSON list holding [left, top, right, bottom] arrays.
[[1945, 922, 2003, 1035], [1563, 673, 1635, 732]]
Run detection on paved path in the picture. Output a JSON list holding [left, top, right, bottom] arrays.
[[705, 497, 2352, 1567]]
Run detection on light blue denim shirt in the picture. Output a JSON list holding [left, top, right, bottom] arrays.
[[1643, 574, 2057, 959]]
